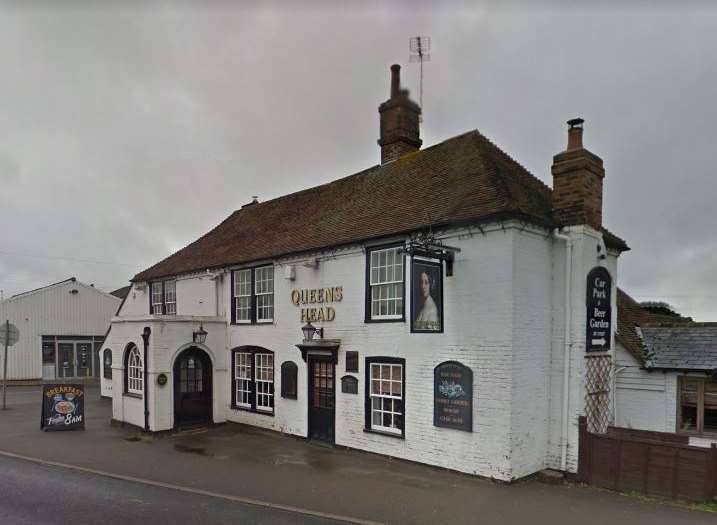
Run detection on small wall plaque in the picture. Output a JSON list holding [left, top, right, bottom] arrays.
[[341, 375, 358, 394], [157, 373, 168, 386]]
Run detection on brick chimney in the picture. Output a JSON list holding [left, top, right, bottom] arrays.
[[378, 64, 422, 164], [551, 118, 605, 230]]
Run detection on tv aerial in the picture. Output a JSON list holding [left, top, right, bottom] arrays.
[[409, 36, 431, 121]]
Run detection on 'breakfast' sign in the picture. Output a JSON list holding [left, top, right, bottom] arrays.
[[41, 384, 85, 431]]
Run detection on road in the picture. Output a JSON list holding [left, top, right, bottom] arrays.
[[0, 455, 348, 525], [0, 386, 713, 525]]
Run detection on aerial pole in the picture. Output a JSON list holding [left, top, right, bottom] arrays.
[[409, 36, 431, 121]]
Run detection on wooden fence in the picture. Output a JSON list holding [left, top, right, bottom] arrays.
[[578, 417, 717, 502]]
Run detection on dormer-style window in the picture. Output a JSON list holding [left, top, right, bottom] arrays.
[[231, 265, 274, 324], [365, 244, 405, 322], [150, 279, 177, 315]]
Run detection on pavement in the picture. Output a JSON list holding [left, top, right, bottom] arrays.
[[0, 385, 714, 525]]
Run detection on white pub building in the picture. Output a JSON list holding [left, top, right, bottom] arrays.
[[103, 65, 627, 481]]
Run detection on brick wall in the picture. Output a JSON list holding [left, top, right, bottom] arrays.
[[551, 149, 605, 230]]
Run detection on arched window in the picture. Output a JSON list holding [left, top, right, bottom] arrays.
[[124, 344, 143, 396], [103, 349, 112, 380], [281, 361, 298, 399]]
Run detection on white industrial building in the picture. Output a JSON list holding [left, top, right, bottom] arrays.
[[0, 278, 120, 381], [102, 65, 627, 481]]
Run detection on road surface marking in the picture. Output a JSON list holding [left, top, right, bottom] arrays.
[[0, 449, 384, 525]]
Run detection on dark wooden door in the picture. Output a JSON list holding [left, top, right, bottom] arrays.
[[174, 348, 212, 427], [308, 356, 335, 443]]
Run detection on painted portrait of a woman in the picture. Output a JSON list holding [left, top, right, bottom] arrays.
[[412, 260, 442, 332]]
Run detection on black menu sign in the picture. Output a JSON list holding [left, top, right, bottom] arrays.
[[434, 361, 472, 432], [586, 266, 612, 352], [41, 384, 85, 431]]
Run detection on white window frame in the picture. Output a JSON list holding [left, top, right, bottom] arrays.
[[368, 246, 404, 320], [234, 352, 252, 408], [150, 279, 177, 316], [254, 353, 274, 412], [126, 346, 143, 396], [151, 282, 164, 315], [232, 265, 274, 324], [233, 269, 252, 323], [232, 350, 274, 414], [254, 266, 274, 323], [369, 362, 403, 435], [164, 280, 176, 315]]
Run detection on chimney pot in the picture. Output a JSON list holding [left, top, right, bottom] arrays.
[[390, 64, 401, 97], [566, 117, 584, 150]]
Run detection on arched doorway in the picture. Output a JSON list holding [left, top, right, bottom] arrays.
[[173, 347, 213, 428]]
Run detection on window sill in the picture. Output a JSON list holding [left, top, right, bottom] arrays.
[[231, 406, 275, 417], [123, 392, 143, 400], [364, 318, 405, 324], [363, 428, 404, 439]]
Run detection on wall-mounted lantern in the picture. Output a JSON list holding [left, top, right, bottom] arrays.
[[193, 323, 208, 345], [301, 321, 323, 342]]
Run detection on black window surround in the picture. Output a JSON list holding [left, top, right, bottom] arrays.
[[103, 349, 112, 380], [148, 279, 177, 315], [364, 356, 406, 439], [364, 242, 406, 323], [346, 351, 359, 373], [281, 361, 298, 399], [230, 346, 275, 415], [123, 343, 143, 399], [230, 265, 275, 325]]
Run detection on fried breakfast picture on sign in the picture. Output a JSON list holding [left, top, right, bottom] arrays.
[[41, 384, 85, 431]]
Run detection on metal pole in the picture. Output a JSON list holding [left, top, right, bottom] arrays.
[[3, 320, 9, 410]]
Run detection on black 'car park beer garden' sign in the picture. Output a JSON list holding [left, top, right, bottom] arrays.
[[586, 266, 612, 353], [41, 384, 85, 431]]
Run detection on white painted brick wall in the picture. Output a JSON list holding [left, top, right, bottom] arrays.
[[545, 226, 618, 473], [225, 227, 516, 479], [107, 221, 621, 480], [510, 228, 552, 478]]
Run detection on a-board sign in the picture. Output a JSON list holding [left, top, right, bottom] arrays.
[[41, 384, 85, 431], [434, 361, 472, 432], [586, 266, 612, 352]]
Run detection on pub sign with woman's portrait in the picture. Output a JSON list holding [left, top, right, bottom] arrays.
[[411, 259, 443, 333]]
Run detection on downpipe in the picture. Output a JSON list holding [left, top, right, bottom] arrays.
[[553, 229, 572, 472], [141, 326, 151, 432]]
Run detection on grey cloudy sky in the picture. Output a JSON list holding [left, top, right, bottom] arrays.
[[0, 2, 715, 319]]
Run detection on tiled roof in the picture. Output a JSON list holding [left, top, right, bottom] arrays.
[[616, 288, 694, 366], [134, 130, 628, 282], [110, 286, 131, 300], [642, 325, 717, 371]]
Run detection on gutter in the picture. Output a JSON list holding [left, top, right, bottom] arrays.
[[553, 228, 573, 472]]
